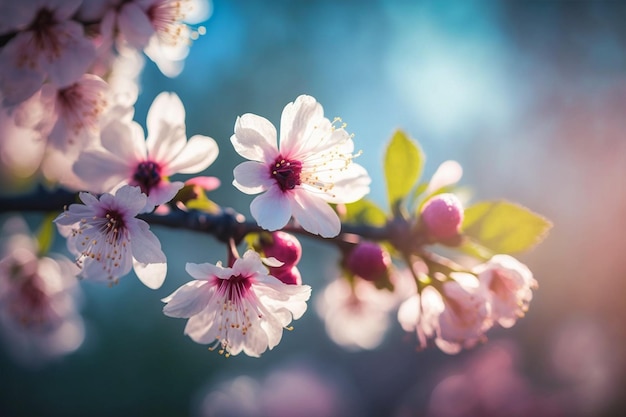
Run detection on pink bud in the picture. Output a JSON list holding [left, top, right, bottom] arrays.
[[261, 231, 302, 268], [270, 265, 302, 285], [421, 193, 464, 240], [346, 242, 390, 282]]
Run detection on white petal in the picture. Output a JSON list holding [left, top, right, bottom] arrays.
[[164, 135, 219, 174], [186, 262, 229, 281], [279, 95, 324, 157], [232, 161, 273, 194], [101, 119, 146, 162], [397, 294, 420, 332], [117, 2, 154, 48], [290, 190, 340, 238], [133, 258, 166, 289], [72, 149, 130, 194], [129, 220, 166, 264], [231, 114, 278, 162], [162, 280, 211, 317], [250, 187, 292, 231], [146, 92, 187, 162], [319, 163, 371, 204], [184, 309, 220, 344], [426, 160, 463, 194]]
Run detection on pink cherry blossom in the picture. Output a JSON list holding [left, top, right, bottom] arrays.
[[42, 74, 111, 151], [162, 250, 311, 357], [475, 254, 537, 328], [398, 273, 492, 354], [232, 94, 371, 238], [54, 185, 167, 289], [0, 216, 84, 365], [73, 92, 219, 212], [0, 0, 96, 106]]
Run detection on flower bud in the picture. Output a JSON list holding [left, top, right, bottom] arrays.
[[420, 193, 464, 241], [346, 242, 390, 282], [270, 265, 302, 285], [261, 231, 302, 268]]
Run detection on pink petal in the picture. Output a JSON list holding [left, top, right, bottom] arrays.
[[186, 262, 229, 281], [185, 176, 220, 191], [101, 119, 146, 162], [250, 187, 292, 231], [0, 33, 46, 105], [397, 294, 420, 332], [42, 21, 96, 88], [72, 148, 131, 194], [146, 92, 187, 162], [143, 181, 184, 212], [319, 163, 371, 204], [117, 2, 154, 48]]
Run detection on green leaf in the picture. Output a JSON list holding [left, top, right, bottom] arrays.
[[384, 130, 425, 210], [462, 200, 552, 254], [343, 199, 387, 226], [36, 213, 57, 256]]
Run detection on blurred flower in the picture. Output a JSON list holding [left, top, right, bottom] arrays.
[[101, 0, 210, 76], [0, 0, 96, 106], [73, 91, 219, 212], [54, 185, 167, 289], [162, 250, 311, 357], [232, 94, 371, 237], [43, 74, 110, 151], [315, 277, 398, 351], [421, 342, 564, 417], [197, 358, 360, 417], [475, 255, 537, 329], [398, 273, 492, 354], [0, 216, 84, 366]]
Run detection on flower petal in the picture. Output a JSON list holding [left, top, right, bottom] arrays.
[[290, 189, 340, 238], [146, 92, 187, 162], [164, 134, 219, 174], [231, 113, 278, 162], [162, 280, 212, 317], [129, 219, 166, 264], [232, 161, 273, 194], [250, 187, 292, 231], [133, 258, 166, 289], [279, 95, 324, 157]]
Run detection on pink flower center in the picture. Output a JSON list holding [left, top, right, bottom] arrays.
[[271, 156, 302, 191], [132, 161, 162, 194], [29, 8, 62, 58], [218, 274, 252, 302]]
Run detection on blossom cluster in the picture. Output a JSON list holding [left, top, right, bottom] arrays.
[[0, 1, 551, 362]]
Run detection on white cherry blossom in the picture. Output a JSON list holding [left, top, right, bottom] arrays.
[[232, 94, 371, 237], [162, 250, 311, 357], [73, 92, 219, 212], [54, 185, 167, 289]]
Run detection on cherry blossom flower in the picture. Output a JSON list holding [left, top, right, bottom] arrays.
[[398, 273, 492, 354], [54, 185, 167, 289], [315, 278, 398, 351], [0, 217, 84, 365], [232, 94, 371, 237], [100, 0, 210, 76], [73, 92, 219, 212], [475, 254, 537, 328], [42, 74, 111, 151], [162, 250, 311, 357], [0, 0, 96, 106]]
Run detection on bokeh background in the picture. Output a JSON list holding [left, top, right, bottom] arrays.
[[2, 0, 626, 416]]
